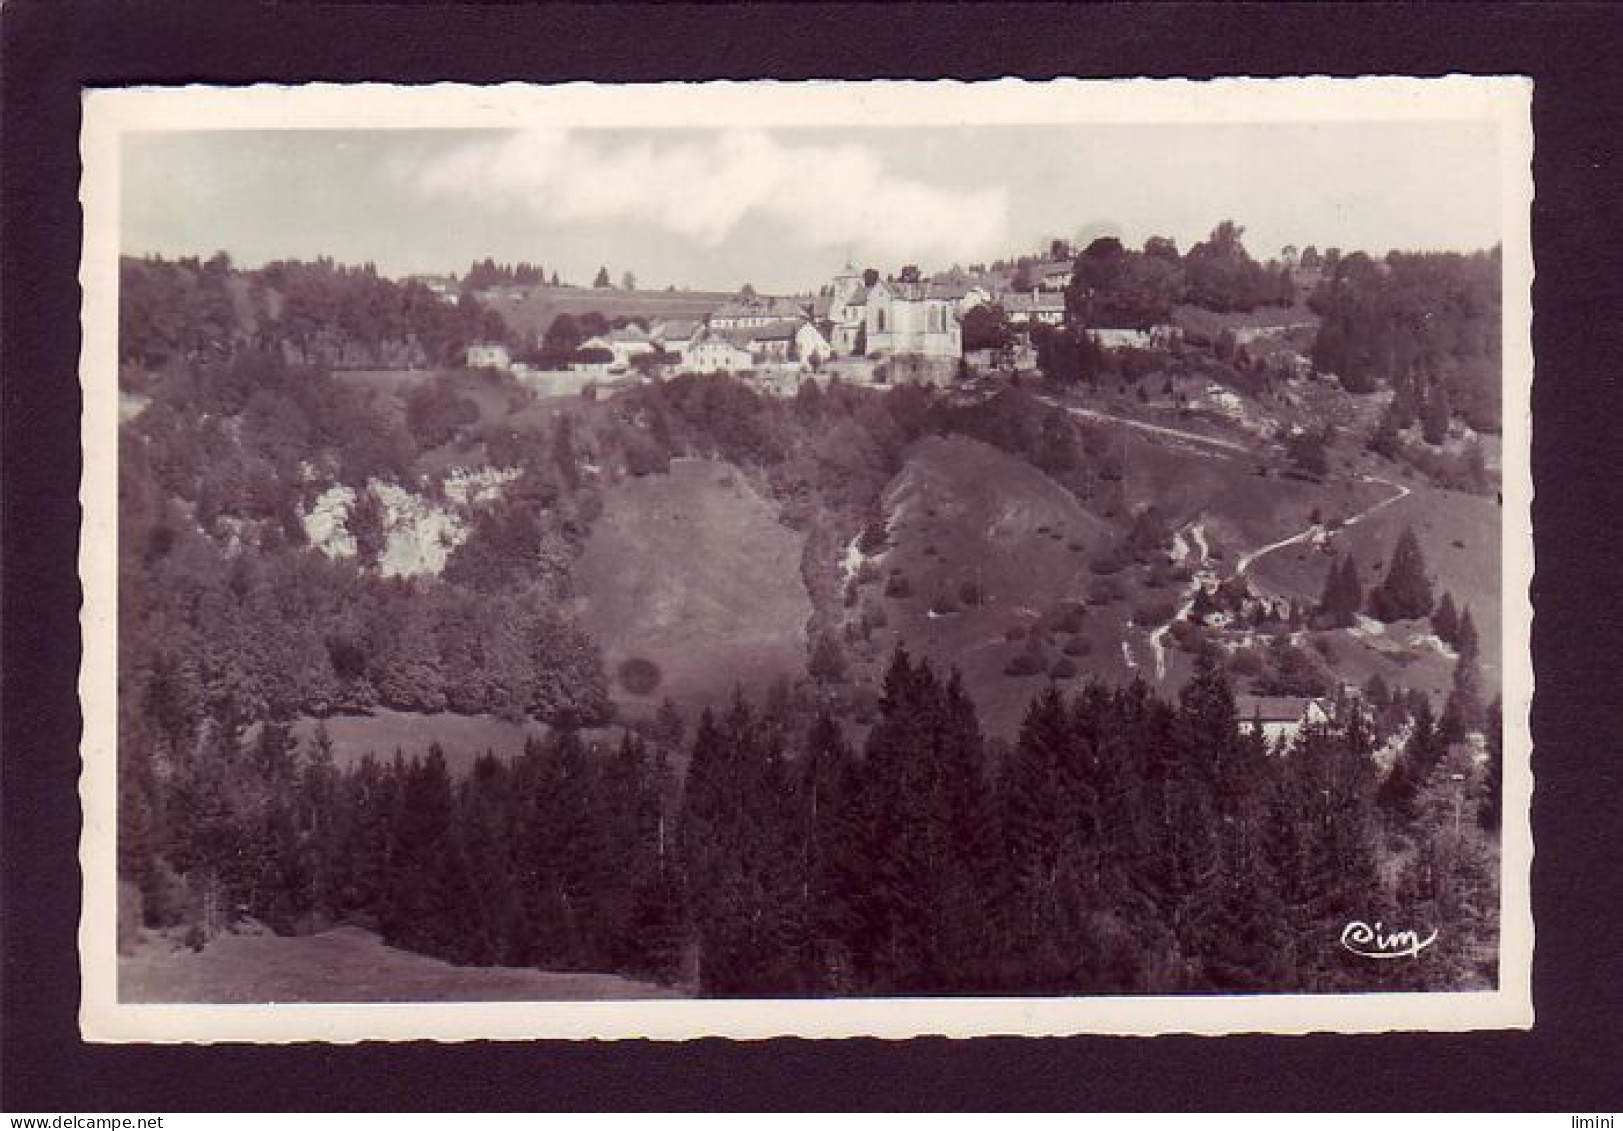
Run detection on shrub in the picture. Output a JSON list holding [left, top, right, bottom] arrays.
[[929, 594, 960, 616], [1168, 621, 1207, 652], [1062, 634, 1093, 657], [1133, 599, 1177, 627], [1050, 658, 1079, 679], [1005, 624, 1028, 642], [1087, 577, 1124, 606], [1004, 653, 1046, 677], [959, 579, 986, 607], [618, 657, 663, 696], [1227, 646, 1265, 678], [1050, 602, 1086, 634], [884, 573, 914, 598], [1089, 548, 1128, 575]]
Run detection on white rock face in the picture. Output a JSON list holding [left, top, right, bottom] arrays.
[[300, 483, 359, 558], [301, 468, 513, 579], [444, 465, 520, 507], [370, 479, 468, 579]]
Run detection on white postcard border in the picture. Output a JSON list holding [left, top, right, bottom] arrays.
[[78, 76, 1536, 1043]]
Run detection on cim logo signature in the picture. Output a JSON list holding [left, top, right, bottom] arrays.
[[1339, 920, 1438, 960]]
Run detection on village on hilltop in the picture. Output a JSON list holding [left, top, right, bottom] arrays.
[[442, 238, 1312, 400]]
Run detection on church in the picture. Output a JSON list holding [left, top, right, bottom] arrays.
[[821, 264, 969, 385]]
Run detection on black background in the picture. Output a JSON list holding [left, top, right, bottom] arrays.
[[4, 1, 1620, 1113]]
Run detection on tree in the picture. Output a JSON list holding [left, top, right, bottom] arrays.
[[808, 631, 848, 685], [593, 266, 611, 289], [1479, 698, 1503, 833], [1432, 592, 1460, 646], [1421, 379, 1452, 445], [1455, 607, 1480, 661], [961, 304, 1012, 353], [1368, 526, 1434, 622], [898, 264, 921, 284], [1317, 554, 1362, 629], [1285, 427, 1331, 479], [621, 270, 637, 291]]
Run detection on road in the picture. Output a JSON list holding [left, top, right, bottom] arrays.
[[1037, 395, 1252, 456], [1144, 473, 1412, 680]]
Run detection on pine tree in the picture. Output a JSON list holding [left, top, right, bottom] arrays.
[[1378, 697, 1442, 823], [1432, 592, 1460, 647], [1456, 607, 1480, 661], [798, 712, 865, 992], [1369, 526, 1434, 622], [1479, 698, 1503, 834]]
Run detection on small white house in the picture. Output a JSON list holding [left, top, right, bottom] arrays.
[[1236, 696, 1332, 747], [681, 329, 755, 375], [465, 342, 512, 371]]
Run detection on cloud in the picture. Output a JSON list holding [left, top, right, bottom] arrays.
[[412, 128, 1010, 263]]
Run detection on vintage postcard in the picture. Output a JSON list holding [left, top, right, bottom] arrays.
[[78, 77, 1534, 1042]]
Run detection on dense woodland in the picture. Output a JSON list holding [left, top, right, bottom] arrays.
[[118, 244, 1503, 996], [122, 647, 1500, 995]]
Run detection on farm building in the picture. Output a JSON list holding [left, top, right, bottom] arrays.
[[1235, 695, 1332, 746]]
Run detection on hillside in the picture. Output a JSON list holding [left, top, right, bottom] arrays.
[[121, 922, 684, 1003], [573, 456, 814, 717], [481, 284, 741, 341], [840, 434, 1128, 737]]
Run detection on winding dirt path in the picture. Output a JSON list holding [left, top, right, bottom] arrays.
[[1144, 473, 1412, 681], [1038, 396, 1252, 456]]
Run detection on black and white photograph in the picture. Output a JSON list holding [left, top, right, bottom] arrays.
[[76, 78, 1534, 1041]]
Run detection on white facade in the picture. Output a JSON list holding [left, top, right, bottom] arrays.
[[465, 342, 512, 370], [864, 279, 962, 360], [681, 331, 755, 375]]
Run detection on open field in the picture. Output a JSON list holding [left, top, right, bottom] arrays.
[[120, 922, 684, 1003], [574, 456, 813, 717]]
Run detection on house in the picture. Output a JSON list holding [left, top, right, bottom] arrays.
[[651, 318, 701, 355], [707, 295, 810, 331], [680, 328, 756, 375], [1235, 696, 1332, 746], [405, 274, 460, 303], [1034, 260, 1075, 292], [1003, 290, 1066, 327], [737, 319, 831, 367], [465, 342, 512, 371]]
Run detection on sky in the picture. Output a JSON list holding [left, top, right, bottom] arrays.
[[122, 122, 1502, 294]]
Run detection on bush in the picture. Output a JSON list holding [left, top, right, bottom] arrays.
[[959, 579, 986, 607], [1133, 599, 1177, 627], [1226, 646, 1265, 678], [1050, 658, 1079, 679], [1089, 548, 1128, 575], [1087, 577, 1124, 606], [618, 657, 663, 696], [929, 594, 960, 616], [1168, 620, 1208, 652], [1050, 602, 1086, 634], [1004, 653, 1046, 677], [1062, 634, 1093, 657], [1005, 624, 1027, 642], [884, 574, 914, 599]]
